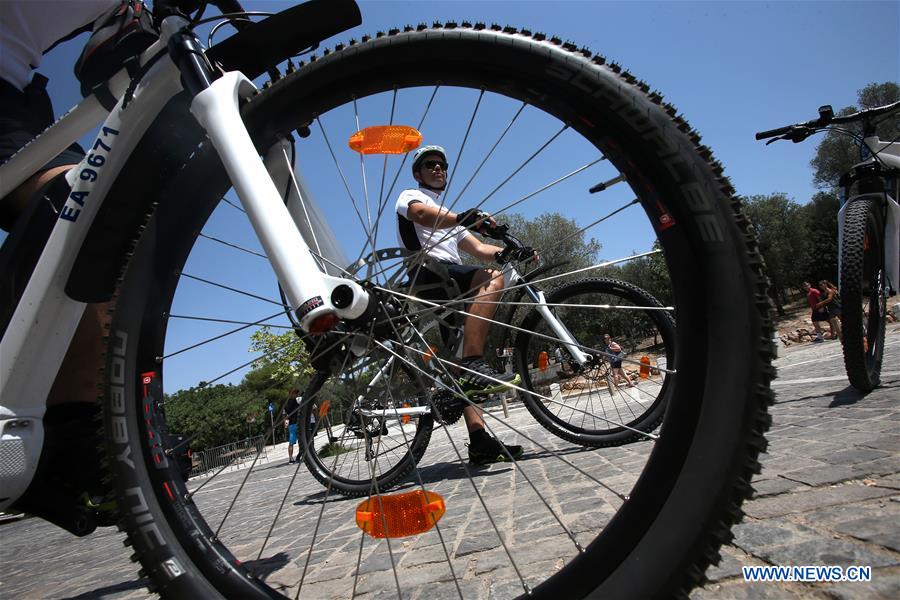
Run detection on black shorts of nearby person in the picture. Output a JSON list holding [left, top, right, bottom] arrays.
[[812, 309, 830, 322], [0, 77, 85, 173]]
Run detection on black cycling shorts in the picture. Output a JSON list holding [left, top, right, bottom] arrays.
[[410, 261, 482, 299], [0, 77, 85, 173]]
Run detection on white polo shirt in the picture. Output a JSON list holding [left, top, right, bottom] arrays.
[[395, 187, 471, 264], [0, 0, 116, 90]]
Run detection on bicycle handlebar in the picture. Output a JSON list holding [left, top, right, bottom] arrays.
[[756, 101, 900, 143]]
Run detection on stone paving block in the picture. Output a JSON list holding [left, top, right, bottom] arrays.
[[354, 562, 456, 596], [704, 544, 768, 583], [409, 577, 489, 600], [832, 516, 900, 553], [732, 519, 819, 551], [744, 482, 896, 519], [825, 566, 900, 600], [756, 538, 898, 570], [693, 580, 819, 599], [851, 457, 900, 478], [751, 477, 808, 497], [780, 465, 861, 486], [814, 448, 894, 465]]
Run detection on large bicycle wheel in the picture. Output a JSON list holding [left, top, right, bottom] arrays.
[[840, 196, 887, 392], [102, 24, 773, 599], [515, 278, 674, 447], [298, 355, 435, 498]]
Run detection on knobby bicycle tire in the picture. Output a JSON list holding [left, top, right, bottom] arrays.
[[839, 196, 887, 392], [515, 278, 675, 447], [298, 366, 435, 498], [100, 24, 774, 599]]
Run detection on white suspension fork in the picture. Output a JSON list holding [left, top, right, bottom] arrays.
[[189, 73, 369, 331]]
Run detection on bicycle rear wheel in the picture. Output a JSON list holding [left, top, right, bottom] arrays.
[[840, 196, 887, 391], [515, 278, 675, 447], [102, 23, 773, 599], [299, 356, 435, 498]]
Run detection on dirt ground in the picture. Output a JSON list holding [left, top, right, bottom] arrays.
[[773, 293, 900, 348]]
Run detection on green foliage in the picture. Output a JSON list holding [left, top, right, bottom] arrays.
[[797, 191, 840, 284], [249, 326, 314, 383], [810, 82, 900, 190], [742, 193, 810, 313], [605, 241, 672, 307], [164, 383, 262, 450], [499, 212, 602, 276], [163, 331, 313, 451], [318, 442, 353, 458]]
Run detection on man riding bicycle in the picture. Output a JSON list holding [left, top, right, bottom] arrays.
[[395, 145, 528, 464]]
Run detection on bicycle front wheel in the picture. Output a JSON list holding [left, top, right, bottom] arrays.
[[102, 23, 773, 599], [515, 278, 675, 447], [840, 196, 887, 391]]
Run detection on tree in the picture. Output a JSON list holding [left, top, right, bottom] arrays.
[[249, 326, 314, 383], [164, 383, 261, 450], [741, 193, 810, 315], [810, 82, 900, 190], [608, 241, 672, 306], [797, 191, 840, 285], [493, 212, 602, 277]]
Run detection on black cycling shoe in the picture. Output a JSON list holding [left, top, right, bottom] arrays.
[[457, 357, 521, 397], [468, 437, 524, 466]]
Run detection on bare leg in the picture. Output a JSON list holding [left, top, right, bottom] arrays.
[[0, 165, 72, 231], [46, 302, 113, 406], [461, 269, 504, 359], [5, 166, 116, 407]]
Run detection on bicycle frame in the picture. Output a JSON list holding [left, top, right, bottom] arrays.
[[836, 136, 900, 294], [0, 15, 363, 512], [352, 263, 593, 424]]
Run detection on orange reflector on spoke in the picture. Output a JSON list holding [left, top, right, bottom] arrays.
[[348, 125, 422, 155], [538, 351, 549, 372], [401, 402, 411, 424], [355, 490, 445, 538], [639, 356, 651, 379], [318, 400, 331, 418], [423, 345, 438, 363]]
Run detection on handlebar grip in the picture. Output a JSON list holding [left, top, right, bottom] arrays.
[[755, 125, 791, 141]]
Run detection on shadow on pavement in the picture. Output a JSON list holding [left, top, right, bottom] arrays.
[[828, 385, 867, 407], [62, 579, 146, 599], [244, 551, 289, 580]]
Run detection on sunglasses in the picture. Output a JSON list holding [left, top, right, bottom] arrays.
[[422, 159, 448, 171]]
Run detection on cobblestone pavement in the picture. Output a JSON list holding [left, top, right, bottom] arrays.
[[1, 329, 897, 599]]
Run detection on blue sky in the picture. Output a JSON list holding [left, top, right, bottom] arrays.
[[7, 0, 899, 392]]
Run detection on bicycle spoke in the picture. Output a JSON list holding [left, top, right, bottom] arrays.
[[198, 232, 268, 259]]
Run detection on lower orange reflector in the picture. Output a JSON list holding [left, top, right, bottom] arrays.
[[538, 351, 549, 371], [639, 356, 651, 379], [318, 400, 331, 418], [355, 490, 445, 538], [401, 402, 411, 424], [348, 125, 422, 155]]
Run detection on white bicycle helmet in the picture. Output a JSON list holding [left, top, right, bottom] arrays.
[[411, 145, 447, 175]]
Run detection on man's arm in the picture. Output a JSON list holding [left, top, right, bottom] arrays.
[[406, 201, 457, 229], [458, 234, 503, 263], [406, 201, 497, 231]]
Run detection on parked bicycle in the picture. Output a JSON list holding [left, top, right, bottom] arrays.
[[299, 223, 676, 496], [0, 0, 774, 597], [757, 101, 900, 391]]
